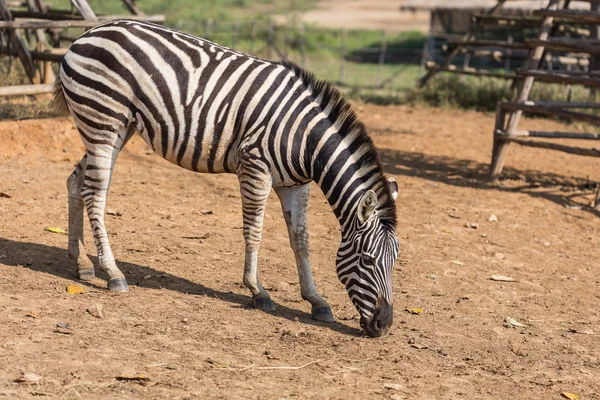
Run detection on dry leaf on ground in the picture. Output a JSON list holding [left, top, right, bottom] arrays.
[[66, 285, 85, 294], [44, 227, 66, 234]]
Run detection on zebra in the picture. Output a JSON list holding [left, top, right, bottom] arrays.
[[55, 20, 400, 337]]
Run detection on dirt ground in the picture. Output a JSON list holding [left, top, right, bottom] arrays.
[[0, 104, 599, 399], [276, 0, 430, 33]]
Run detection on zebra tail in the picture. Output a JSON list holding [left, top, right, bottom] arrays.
[[53, 77, 70, 116]]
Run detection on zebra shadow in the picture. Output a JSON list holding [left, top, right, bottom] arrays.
[[0, 238, 361, 336], [378, 149, 600, 217]]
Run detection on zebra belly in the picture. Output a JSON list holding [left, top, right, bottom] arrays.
[[133, 108, 238, 174]]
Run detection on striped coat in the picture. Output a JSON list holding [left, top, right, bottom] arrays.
[[56, 20, 400, 337]]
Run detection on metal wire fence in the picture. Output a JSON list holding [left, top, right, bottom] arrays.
[[172, 19, 425, 91]]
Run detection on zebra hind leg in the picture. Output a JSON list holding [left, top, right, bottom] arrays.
[[67, 154, 95, 281], [238, 170, 276, 312], [274, 185, 334, 323], [80, 148, 128, 292]]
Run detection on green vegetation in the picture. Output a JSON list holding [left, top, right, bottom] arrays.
[[405, 74, 593, 112], [0, 0, 594, 118], [52, 0, 318, 22]]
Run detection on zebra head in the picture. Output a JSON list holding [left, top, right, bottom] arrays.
[[337, 177, 399, 338]]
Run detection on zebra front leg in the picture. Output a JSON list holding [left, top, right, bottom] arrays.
[[238, 171, 276, 312], [274, 185, 334, 323], [81, 152, 128, 292], [67, 154, 95, 281]]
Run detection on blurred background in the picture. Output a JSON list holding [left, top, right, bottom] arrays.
[[0, 0, 596, 117]]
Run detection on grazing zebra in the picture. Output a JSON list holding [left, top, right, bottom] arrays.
[[55, 20, 400, 337]]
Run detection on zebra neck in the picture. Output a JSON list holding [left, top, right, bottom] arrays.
[[307, 126, 380, 230]]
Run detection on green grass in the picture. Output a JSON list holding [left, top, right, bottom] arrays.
[[50, 0, 318, 22], [405, 74, 593, 112], [3, 1, 592, 115]]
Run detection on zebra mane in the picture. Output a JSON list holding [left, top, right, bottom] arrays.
[[280, 60, 397, 230]]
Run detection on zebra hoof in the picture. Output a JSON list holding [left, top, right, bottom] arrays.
[[77, 267, 95, 281], [312, 306, 335, 323], [253, 295, 276, 312], [108, 277, 129, 292]]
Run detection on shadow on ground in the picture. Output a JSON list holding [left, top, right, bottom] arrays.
[[0, 238, 361, 336], [378, 148, 600, 217]]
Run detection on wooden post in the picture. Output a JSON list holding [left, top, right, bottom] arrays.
[[0, 0, 40, 83], [33, 0, 61, 47], [419, 0, 507, 87], [489, 0, 561, 182], [25, 0, 55, 83], [299, 23, 306, 67], [590, 1, 600, 101], [249, 21, 257, 55], [339, 28, 346, 85], [71, 0, 97, 20], [377, 30, 388, 88], [121, 0, 143, 15], [420, 10, 435, 73], [232, 20, 240, 50]]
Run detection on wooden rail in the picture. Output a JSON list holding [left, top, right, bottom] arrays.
[[0, 14, 165, 28], [516, 69, 600, 87], [0, 83, 54, 96], [533, 9, 600, 24]]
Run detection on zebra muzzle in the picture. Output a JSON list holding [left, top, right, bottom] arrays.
[[361, 296, 393, 338]]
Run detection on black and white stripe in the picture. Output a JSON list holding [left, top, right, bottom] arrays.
[[56, 20, 400, 336]]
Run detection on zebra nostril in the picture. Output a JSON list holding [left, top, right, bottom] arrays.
[[374, 318, 382, 331]]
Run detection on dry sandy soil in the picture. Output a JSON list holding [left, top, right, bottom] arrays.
[[0, 104, 599, 399], [276, 0, 430, 33]]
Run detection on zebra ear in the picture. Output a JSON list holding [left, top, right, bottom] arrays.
[[357, 190, 378, 224], [387, 177, 398, 201]]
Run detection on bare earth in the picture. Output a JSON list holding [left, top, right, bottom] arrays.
[[0, 104, 599, 399], [277, 0, 430, 33]]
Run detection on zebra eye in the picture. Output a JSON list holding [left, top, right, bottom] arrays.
[[361, 254, 375, 266]]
